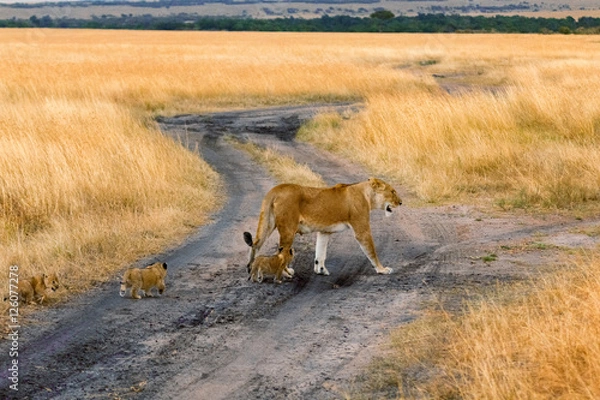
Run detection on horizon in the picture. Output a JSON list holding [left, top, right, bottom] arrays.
[[1, 0, 599, 21]]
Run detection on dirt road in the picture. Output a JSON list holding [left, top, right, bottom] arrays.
[[2, 103, 599, 399]]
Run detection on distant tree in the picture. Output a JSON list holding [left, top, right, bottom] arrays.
[[30, 15, 54, 27], [370, 10, 394, 20], [558, 26, 571, 34]]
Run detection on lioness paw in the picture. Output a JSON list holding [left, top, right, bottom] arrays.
[[377, 267, 393, 275], [315, 266, 330, 276]]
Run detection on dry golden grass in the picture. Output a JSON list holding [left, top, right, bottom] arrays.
[[230, 140, 326, 187], [299, 35, 600, 209], [0, 97, 222, 307], [0, 30, 423, 115], [362, 254, 600, 399]]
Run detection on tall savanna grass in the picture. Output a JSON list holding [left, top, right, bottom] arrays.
[[365, 254, 600, 399], [230, 140, 326, 187], [0, 96, 221, 302], [1, 30, 420, 114], [299, 35, 600, 209]]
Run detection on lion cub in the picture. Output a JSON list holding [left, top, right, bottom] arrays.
[[119, 262, 167, 299], [18, 273, 60, 304], [249, 247, 294, 284]]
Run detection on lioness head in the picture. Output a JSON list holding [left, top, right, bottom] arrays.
[[369, 177, 402, 217]]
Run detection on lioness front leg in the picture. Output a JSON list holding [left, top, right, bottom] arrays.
[[354, 230, 393, 274], [314, 232, 331, 275]]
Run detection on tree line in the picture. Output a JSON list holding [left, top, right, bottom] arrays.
[[1, 12, 600, 33]]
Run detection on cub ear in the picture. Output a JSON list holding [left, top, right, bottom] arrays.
[[278, 247, 284, 253], [289, 248, 294, 256], [243, 232, 253, 247], [162, 263, 168, 270]]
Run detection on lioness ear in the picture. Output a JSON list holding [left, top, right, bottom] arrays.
[[369, 177, 385, 191]]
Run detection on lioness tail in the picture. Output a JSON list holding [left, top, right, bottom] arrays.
[[243, 232, 253, 247]]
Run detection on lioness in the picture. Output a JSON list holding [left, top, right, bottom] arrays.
[[18, 273, 60, 304], [249, 246, 295, 284], [244, 177, 401, 276], [119, 262, 167, 300]]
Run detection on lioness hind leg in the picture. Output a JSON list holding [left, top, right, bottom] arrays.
[[275, 224, 296, 277], [246, 211, 277, 271]]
